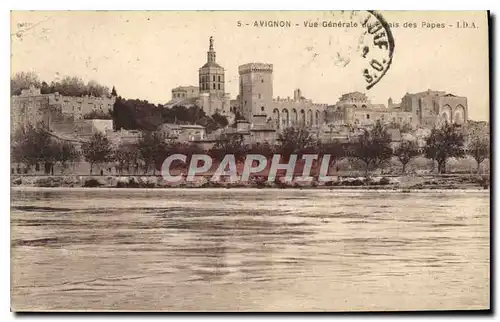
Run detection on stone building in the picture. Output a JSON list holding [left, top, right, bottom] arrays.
[[222, 117, 277, 145], [158, 123, 206, 142], [11, 86, 52, 131], [323, 90, 467, 129], [325, 91, 415, 128], [196, 37, 231, 116], [11, 85, 116, 132], [237, 63, 328, 130], [396, 89, 468, 127], [165, 37, 232, 117], [171, 86, 200, 101], [270, 92, 328, 130]]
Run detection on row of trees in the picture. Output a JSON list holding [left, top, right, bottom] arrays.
[[207, 121, 489, 175], [11, 121, 490, 176], [11, 71, 112, 97], [11, 124, 80, 174]]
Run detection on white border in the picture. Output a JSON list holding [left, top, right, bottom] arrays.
[[1, 0, 497, 321]]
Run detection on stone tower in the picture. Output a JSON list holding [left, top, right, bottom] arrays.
[[198, 36, 225, 96], [238, 63, 273, 121]]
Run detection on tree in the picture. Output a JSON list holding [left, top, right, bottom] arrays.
[[212, 113, 229, 128], [209, 133, 247, 162], [81, 132, 114, 175], [11, 71, 41, 95], [55, 141, 80, 174], [424, 122, 465, 174], [167, 142, 205, 169], [11, 123, 55, 171], [318, 140, 345, 173], [400, 122, 413, 134], [349, 121, 393, 175], [247, 142, 275, 159], [11, 72, 112, 97], [111, 86, 117, 97], [83, 109, 112, 120], [468, 135, 489, 173], [86, 80, 110, 97], [114, 142, 140, 174], [137, 130, 168, 175], [276, 127, 317, 160], [394, 140, 420, 174]]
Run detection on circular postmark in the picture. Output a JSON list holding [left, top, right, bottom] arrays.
[[358, 11, 395, 90]]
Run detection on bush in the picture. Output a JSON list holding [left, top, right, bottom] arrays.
[[83, 178, 102, 187], [128, 177, 140, 188], [116, 181, 127, 188], [379, 177, 391, 185], [363, 177, 373, 185], [476, 175, 490, 188], [35, 177, 63, 187]]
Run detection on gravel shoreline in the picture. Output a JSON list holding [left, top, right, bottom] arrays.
[[10, 174, 490, 190]]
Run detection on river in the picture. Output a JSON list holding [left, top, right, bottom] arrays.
[[10, 188, 490, 311]]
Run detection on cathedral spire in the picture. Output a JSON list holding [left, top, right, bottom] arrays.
[[207, 36, 216, 63]]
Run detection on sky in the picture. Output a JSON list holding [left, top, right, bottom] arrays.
[[11, 11, 489, 121]]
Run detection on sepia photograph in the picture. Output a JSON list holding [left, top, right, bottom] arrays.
[[9, 10, 490, 312]]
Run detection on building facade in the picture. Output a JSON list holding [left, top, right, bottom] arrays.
[[325, 91, 415, 128], [171, 86, 200, 101], [199, 36, 225, 95], [11, 85, 116, 132], [397, 90, 468, 127], [165, 37, 232, 117], [237, 63, 328, 130], [323, 90, 467, 129]]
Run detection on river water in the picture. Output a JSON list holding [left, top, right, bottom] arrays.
[[11, 188, 490, 311]]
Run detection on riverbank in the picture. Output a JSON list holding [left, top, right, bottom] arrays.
[[10, 174, 490, 190]]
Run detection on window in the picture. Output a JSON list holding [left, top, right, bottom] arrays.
[[261, 79, 264, 83], [218, 76, 221, 82], [366, 114, 370, 119], [259, 94, 261, 99], [213, 75, 216, 81], [261, 106, 265, 112], [218, 84, 221, 90], [213, 83, 216, 89]]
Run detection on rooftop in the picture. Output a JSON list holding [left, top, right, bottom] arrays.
[[201, 61, 224, 69]]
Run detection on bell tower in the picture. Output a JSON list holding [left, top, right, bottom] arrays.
[[198, 36, 225, 96]]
